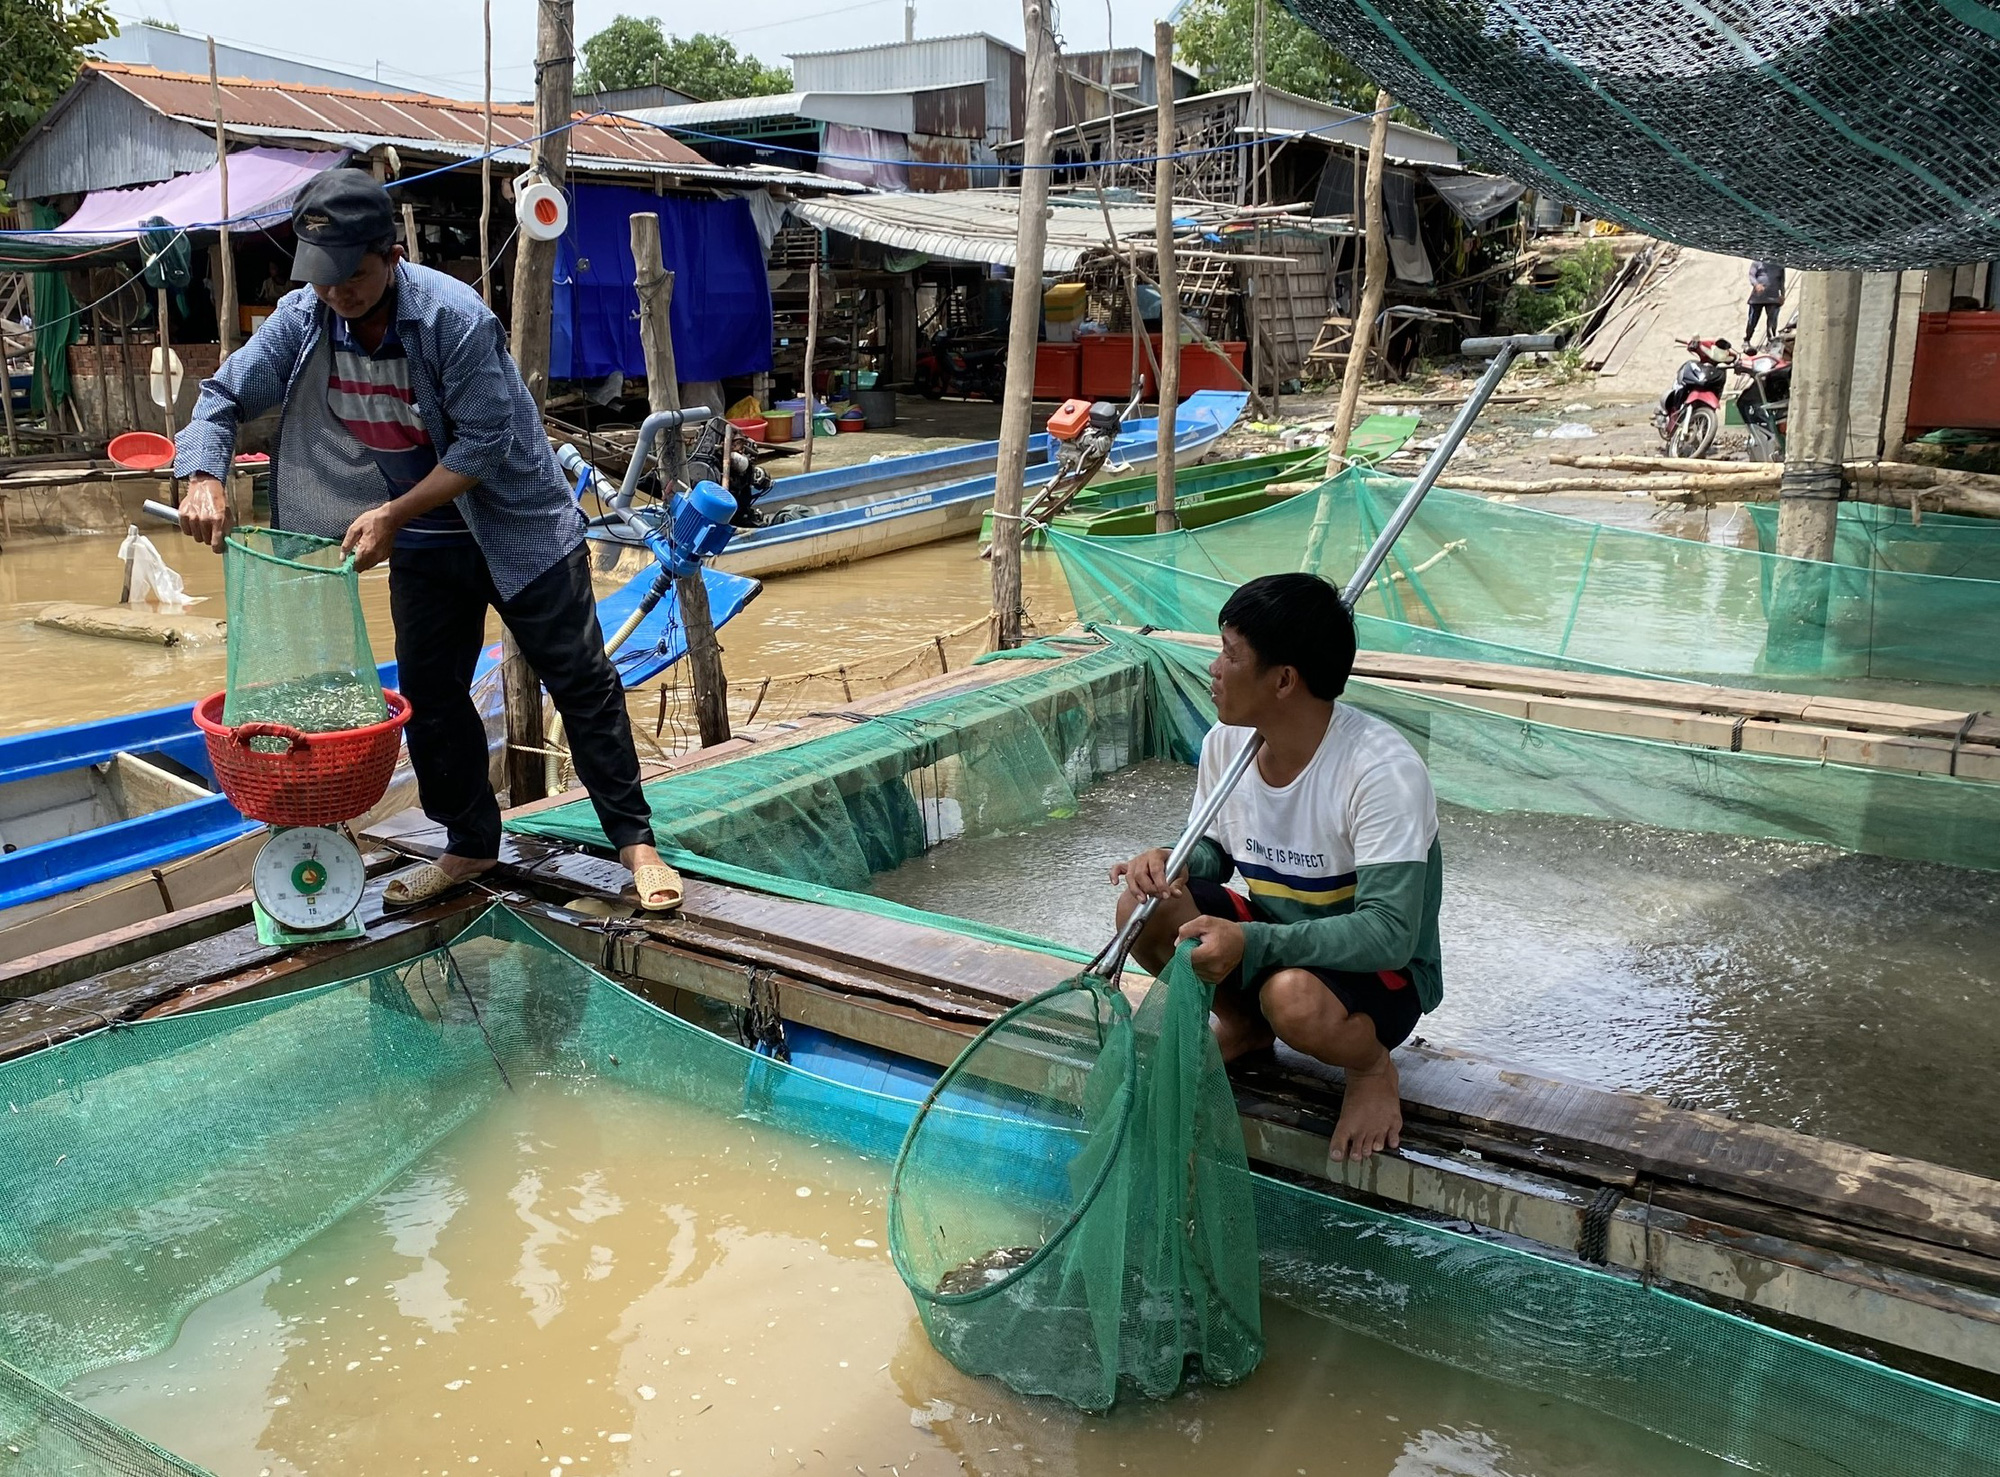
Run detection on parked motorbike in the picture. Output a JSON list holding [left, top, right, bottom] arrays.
[[914, 330, 1007, 401], [1653, 336, 1734, 458], [1732, 344, 1793, 463]]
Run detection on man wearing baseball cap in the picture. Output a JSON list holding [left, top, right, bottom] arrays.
[[173, 167, 682, 913]]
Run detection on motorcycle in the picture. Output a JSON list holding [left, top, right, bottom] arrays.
[[914, 330, 1007, 401], [1732, 344, 1792, 463], [1653, 336, 1734, 459]]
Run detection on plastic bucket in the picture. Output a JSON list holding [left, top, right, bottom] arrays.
[[729, 416, 769, 444], [763, 411, 796, 443], [854, 387, 898, 428]]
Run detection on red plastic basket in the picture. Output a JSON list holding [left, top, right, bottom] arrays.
[[194, 689, 410, 827]]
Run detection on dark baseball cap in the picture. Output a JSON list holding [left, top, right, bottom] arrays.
[[289, 169, 396, 286]]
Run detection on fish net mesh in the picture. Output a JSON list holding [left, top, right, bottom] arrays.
[[888, 945, 1264, 1410], [222, 529, 387, 734], [1746, 499, 2000, 580], [4, 908, 2000, 1471], [1284, 0, 2000, 269]]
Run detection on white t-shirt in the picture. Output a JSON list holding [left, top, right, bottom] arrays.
[[1192, 704, 1438, 913]]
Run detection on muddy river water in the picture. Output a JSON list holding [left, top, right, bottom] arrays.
[[69, 1079, 1735, 1477]]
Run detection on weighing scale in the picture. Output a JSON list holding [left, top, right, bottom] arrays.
[[250, 824, 369, 946]]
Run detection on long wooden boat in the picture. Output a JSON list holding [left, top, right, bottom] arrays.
[[703, 391, 1249, 580], [0, 563, 761, 942]]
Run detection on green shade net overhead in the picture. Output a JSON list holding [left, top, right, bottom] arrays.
[[1050, 468, 2000, 694], [1283, 0, 2000, 269], [6, 912, 2000, 1472], [222, 530, 387, 733], [890, 941, 1263, 1410]]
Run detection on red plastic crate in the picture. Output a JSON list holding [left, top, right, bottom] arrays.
[[1908, 312, 2000, 433], [1033, 343, 1080, 401]]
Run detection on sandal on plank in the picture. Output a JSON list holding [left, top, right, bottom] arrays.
[[632, 862, 684, 913], [382, 861, 478, 912]]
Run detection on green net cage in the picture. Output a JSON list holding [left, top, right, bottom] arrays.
[[1049, 469, 2000, 696], [888, 944, 1263, 1411], [221, 529, 387, 733], [1746, 500, 2000, 581]]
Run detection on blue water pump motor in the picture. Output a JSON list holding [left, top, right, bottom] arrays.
[[666, 480, 738, 576]]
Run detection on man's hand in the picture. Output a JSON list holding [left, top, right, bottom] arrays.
[[180, 474, 230, 552], [1176, 913, 1245, 984], [1110, 846, 1183, 900], [340, 505, 402, 571]]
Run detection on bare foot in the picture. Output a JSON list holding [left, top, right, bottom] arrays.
[[1330, 1053, 1402, 1164]]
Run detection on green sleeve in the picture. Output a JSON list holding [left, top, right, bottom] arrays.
[[1238, 861, 1427, 979], [1184, 837, 1233, 883]]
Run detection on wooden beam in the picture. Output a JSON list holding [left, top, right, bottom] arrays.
[[1152, 19, 1180, 535], [1329, 90, 1390, 461], [989, 0, 1056, 651], [500, 0, 574, 804], [630, 212, 729, 748]]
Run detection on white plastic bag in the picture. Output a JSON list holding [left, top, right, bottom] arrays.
[[117, 527, 198, 612]]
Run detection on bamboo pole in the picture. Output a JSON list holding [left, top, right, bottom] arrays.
[[1152, 19, 1180, 534], [800, 260, 822, 474], [502, 0, 573, 804], [1330, 90, 1392, 459], [632, 212, 729, 747], [400, 201, 422, 266], [206, 38, 237, 360], [991, 0, 1056, 652], [479, 0, 494, 305], [1249, 0, 1267, 407]]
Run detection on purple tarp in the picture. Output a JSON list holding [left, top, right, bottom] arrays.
[[54, 148, 344, 237]]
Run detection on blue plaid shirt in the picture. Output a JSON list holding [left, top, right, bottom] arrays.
[[175, 262, 583, 599]]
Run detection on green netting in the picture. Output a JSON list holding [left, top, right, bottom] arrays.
[[1283, 0, 2000, 270], [5, 908, 2000, 1473], [514, 623, 2000, 896], [1746, 500, 2000, 580], [1050, 468, 2000, 693], [221, 529, 387, 732], [889, 942, 1263, 1410]]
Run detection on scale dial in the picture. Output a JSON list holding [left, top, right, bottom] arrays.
[[252, 827, 367, 932]]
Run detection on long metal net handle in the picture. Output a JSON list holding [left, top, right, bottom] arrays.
[[1085, 332, 1558, 983]]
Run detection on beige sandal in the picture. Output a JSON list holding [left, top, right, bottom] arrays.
[[632, 862, 684, 912], [383, 861, 477, 912]]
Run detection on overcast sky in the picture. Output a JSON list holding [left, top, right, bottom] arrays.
[[105, 1, 1170, 100]]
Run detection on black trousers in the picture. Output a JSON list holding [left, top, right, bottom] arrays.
[[1746, 301, 1780, 343], [388, 541, 655, 860]]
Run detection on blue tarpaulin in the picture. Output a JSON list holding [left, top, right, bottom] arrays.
[[551, 185, 773, 384]]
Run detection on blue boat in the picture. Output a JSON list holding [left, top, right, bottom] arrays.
[[590, 392, 1251, 581], [0, 563, 760, 930]]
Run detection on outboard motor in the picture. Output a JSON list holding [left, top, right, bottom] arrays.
[[1046, 397, 1123, 487], [687, 414, 773, 526]]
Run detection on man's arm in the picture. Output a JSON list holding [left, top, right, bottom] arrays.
[[1237, 860, 1427, 980], [428, 305, 522, 485], [339, 466, 480, 571], [171, 299, 311, 549]]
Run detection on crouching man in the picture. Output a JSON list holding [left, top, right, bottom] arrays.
[[1111, 573, 1444, 1163]]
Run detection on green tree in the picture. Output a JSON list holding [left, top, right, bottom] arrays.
[[578, 16, 789, 100], [1175, 0, 1377, 111], [0, 0, 118, 160]]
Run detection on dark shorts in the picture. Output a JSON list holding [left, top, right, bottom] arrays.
[[1187, 878, 1422, 1052]]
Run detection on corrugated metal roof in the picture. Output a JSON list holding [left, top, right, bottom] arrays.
[[792, 188, 1206, 270], [787, 32, 1021, 61], [91, 62, 706, 170], [626, 90, 917, 134], [88, 22, 381, 92], [206, 121, 861, 192]]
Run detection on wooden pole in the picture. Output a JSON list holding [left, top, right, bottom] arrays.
[[1249, 0, 1267, 408], [991, 0, 1056, 651], [155, 288, 176, 437], [1330, 90, 1391, 460], [1152, 19, 1180, 534], [400, 201, 423, 266], [632, 212, 730, 747], [502, 0, 574, 804], [206, 38, 237, 360], [479, 0, 494, 305], [800, 260, 822, 474]]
